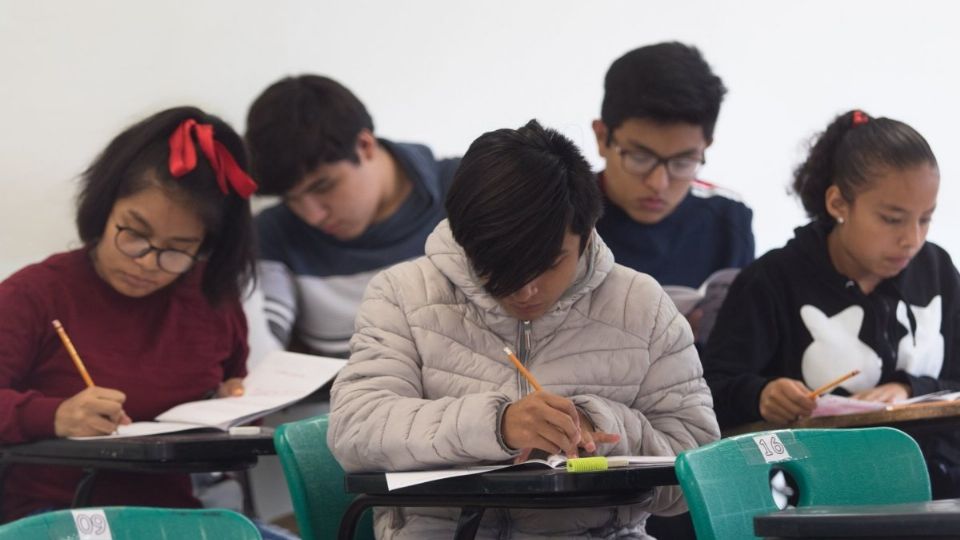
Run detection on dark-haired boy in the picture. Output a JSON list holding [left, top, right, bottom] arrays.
[[329, 120, 719, 539], [593, 42, 754, 291], [592, 42, 754, 539], [245, 75, 459, 356]]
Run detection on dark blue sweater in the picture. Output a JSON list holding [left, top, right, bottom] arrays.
[[255, 140, 459, 355], [595, 178, 755, 288]]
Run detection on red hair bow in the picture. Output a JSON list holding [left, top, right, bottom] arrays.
[[168, 119, 258, 199], [851, 111, 869, 127]]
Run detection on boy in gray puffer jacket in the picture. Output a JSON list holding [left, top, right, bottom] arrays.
[[329, 120, 720, 539]]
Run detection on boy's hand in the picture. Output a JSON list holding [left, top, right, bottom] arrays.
[[575, 408, 620, 455], [502, 391, 619, 458], [686, 308, 704, 338], [54, 386, 132, 437]]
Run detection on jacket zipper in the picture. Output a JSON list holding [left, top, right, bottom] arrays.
[[505, 320, 534, 537], [515, 320, 533, 397]]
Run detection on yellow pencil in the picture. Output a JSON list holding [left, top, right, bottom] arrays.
[[52, 320, 95, 388], [503, 347, 543, 392], [807, 369, 860, 399]]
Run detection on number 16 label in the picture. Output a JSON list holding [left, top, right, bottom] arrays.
[[752, 433, 791, 463], [71, 509, 113, 540]]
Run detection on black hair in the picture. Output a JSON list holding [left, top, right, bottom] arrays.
[[76, 106, 256, 305], [792, 110, 938, 221], [601, 41, 727, 141], [446, 119, 603, 298], [245, 75, 374, 195]]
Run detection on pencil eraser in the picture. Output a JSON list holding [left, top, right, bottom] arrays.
[[229, 426, 261, 436]]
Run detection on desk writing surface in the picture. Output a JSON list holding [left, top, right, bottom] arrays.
[[724, 401, 960, 436], [346, 462, 677, 496], [754, 498, 960, 538], [0, 429, 275, 464]]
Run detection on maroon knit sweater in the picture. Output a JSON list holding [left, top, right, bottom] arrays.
[[0, 250, 247, 521]]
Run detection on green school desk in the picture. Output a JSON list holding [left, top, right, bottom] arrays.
[[0, 429, 275, 510], [342, 463, 677, 540], [754, 498, 960, 538]]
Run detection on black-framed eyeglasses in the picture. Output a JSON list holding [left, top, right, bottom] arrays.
[[611, 141, 705, 181], [113, 225, 198, 274]]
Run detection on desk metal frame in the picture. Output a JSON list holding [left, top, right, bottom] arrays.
[[754, 498, 960, 539], [0, 431, 274, 516]]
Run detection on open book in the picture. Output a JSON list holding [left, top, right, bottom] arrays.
[[662, 267, 740, 316], [384, 454, 676, 491], [662, 268, 740, 344], [72, 351, 346, 440], [811, 390, 960, 418]]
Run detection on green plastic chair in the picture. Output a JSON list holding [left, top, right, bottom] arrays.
[[0, 506, 261, 539], [676, 427, 931, 540], [274, 414, 374, 540]]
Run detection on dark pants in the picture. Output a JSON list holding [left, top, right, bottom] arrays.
[[646, 512, 696, 540]]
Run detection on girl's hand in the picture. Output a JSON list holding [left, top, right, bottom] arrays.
[[217, 377, 245, 398], [759, 378, 817, 424], [54, 386, 132, 437], [853, 382, 910, 403]]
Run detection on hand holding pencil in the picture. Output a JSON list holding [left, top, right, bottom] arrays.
[[807, 369, 861, 399], [51, 320, 131, 438], [499, 347, 620, 460]]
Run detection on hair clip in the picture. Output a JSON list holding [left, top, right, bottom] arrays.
[[851, 111, 869, 127]]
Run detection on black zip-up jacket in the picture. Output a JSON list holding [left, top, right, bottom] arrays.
[[703, 220, 960, 487]]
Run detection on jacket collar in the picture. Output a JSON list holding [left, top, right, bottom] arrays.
[[424, 220, 614, 341]]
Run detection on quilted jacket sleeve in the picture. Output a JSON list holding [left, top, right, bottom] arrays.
[[571, 274, 720, 516], [328, 264, 515, 472]]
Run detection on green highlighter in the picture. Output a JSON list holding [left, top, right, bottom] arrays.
[[565, 456, 630, 473]]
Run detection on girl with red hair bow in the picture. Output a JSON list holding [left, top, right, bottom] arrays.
[[0, 106, 258, 521]]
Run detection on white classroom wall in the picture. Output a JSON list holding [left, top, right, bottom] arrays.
[[3, 1, 960, 281]]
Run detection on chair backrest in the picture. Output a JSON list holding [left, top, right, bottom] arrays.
[[274, 414, 374, 540], [676, 427, 931, 540], [0, 506, 261, 539]]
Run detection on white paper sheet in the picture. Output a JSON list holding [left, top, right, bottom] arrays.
[[383, 455, 676, 490]]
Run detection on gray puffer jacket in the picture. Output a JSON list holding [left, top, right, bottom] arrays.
[[329, 220, 719, 539]]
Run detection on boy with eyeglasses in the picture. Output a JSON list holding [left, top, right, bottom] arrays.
[[592, 42, 754, 290], [591, 41, 754, 540]]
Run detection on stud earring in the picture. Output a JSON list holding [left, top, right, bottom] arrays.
[[837, 217, 845, 224]]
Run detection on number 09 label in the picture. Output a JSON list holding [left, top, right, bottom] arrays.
[[71, 509, 113, 540], [752, 433, 791, 463]]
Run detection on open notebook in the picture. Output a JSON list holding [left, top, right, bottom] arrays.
[[384, 454, 676, 491], [71, 351, 346, 440], [812, 390, 960, 418]]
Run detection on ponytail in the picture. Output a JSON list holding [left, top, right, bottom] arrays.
[[792, 109, 936, 221]]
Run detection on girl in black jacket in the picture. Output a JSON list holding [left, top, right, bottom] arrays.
[[703, 109, 960, 497]]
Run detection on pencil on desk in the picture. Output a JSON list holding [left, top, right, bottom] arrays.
[[52, 319, 95, 388], [503, 347, 543, 392], [807, 369, 860, 399]]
